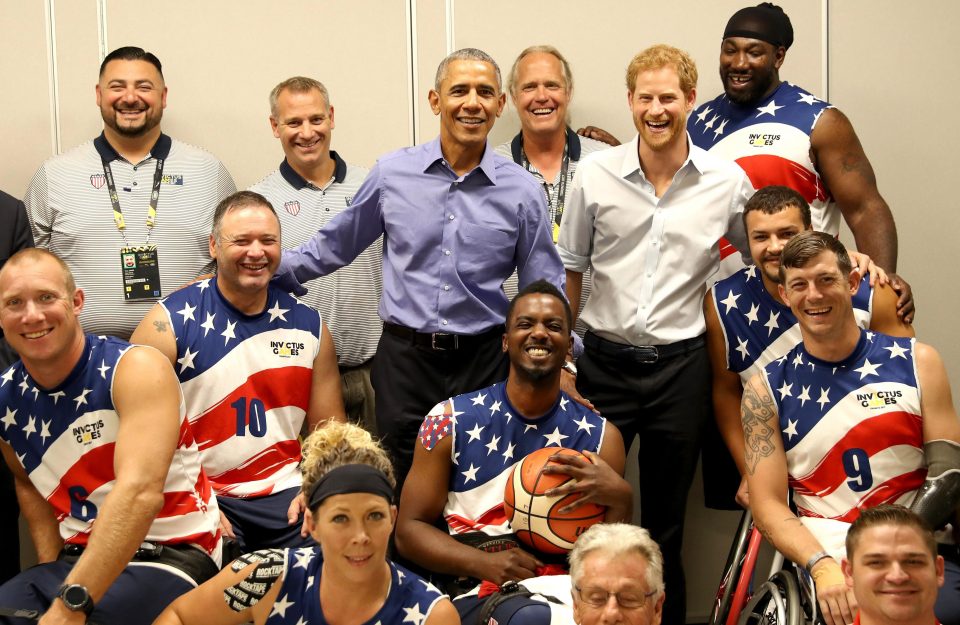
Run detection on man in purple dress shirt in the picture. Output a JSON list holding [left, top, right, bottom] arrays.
[[272, 48, 566, 487]]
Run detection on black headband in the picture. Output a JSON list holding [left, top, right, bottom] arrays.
[[307, 464, 395, 510], [723, 3, 794, 50]]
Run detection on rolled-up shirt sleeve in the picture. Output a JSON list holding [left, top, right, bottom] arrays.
[[556, 166, 593, 273]]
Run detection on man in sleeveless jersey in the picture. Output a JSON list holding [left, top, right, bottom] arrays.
[[742, 232, 960, 625], [689, 3, 911, 319], [132, 191, 345, 553], [705, 185, 912, 506], [396, 280, 632, 625], [0, 249, 221, 625]]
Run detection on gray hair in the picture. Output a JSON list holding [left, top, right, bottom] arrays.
[[434, 47, 501, 91], [507, 45, 574, 97], [568, 523, 665, 597], [269, 76, 331, 118]]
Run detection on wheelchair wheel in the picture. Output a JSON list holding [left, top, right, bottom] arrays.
[[709, 509, 755, 625], [737, 570, 802, 625]]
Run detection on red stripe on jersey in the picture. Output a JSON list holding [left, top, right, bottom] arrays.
[[797, 470, 926, 523], [446, 503, 507, 533], [190, 365, 312, 451], [166, 529, 222, 554], [788, 411, 922, 496], [46, 443, 117, 520], [208, 439, 301, 492], [735, 154, 829, 204]]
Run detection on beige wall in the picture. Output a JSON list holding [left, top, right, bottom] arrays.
[[3, 1, 957, 621]]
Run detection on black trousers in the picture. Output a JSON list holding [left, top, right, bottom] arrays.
[[577, 335, 711, 625], [371, 328, 509, 490]]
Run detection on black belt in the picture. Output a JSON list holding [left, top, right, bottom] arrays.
[[584, 331, 705, 364], [59, 541, 220, 584], [383, 322, 504, 351]]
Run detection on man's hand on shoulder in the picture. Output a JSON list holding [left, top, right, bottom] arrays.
[[560, 366, 597, 413], [888, 273, 915, 323], [576, 126, 621, 147]]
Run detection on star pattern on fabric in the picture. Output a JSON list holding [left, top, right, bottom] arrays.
[[502, 442, 516, 463], [292, 548, 314, 570], [73, 388, 92, 410], [178, 347, 199, 372], [267, 301, 289, 323], [177, 302, 197, 322], [543, 427, 569, 447], [783, 419, 799, 440], [50, 391, 65, 405], [559, 397, 569, 412], [756, 100, 784, 117], [745, 265, 758, 280], [713, 118, 728, 138], [97, 360, 111, 379], [720, 290, 741, 313], [40, 420, 51, 444], [196, 278, 211, 292], [485, 434, 500, 455], [221, 320, 237, 345], [270, 594, 294, 618], [817, 387, 831, 410], [574, 416, 595, 434], [735, 337, 750, 360], [798, 93, 819, 105], [462, 464, 479, 483], [200, 312, 216, 337], [23, 415, 37, 439], [0, 369, 14, 387], [797, 385, 811, 407], [777, 381, 793, 399], [489, 400, 502, 414], [466, 423, 484, 443], [1, 408, 16, 430], [885, 342, 909, 359], [696, 106, 713, 123], [403, 603, 427, 625], [764, 311, 780, 337], [744, 303, 760, 325], [471, 392, 487, 406], [853, 359, 882, 380], [792, 353, 804, 369]]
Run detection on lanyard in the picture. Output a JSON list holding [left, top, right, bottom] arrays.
[[102, 158, 165, 246], [521, 142, 569, 227]]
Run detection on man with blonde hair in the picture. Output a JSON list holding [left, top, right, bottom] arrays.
[[569, 523, 666, 625], [558, 43, 753, 624]]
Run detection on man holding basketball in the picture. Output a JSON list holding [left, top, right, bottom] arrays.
[[396, 279, 632, 625]]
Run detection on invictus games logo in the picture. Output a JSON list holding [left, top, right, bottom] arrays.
[[749, 133, 780, 147], [160, 174, 184, 186], [90, 174, 106, 189], [270, 340, 305, 357], [345, 196, 353, 206], [284, 201, 301, 216], [72, 419, 106, 444], [857, 390, 902, 409]]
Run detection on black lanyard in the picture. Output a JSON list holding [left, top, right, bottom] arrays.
[[102, 157, 165, 246], [521, 141, 569, 227]]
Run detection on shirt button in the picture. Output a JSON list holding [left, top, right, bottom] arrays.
[[132, 181, 138, 186], [448, 214, 455, 220], [442, 319, 449, 325], [443, 284, 450, 291], [444, 249, 451, 256]]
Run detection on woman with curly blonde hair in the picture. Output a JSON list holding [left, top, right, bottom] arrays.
[[155, 422, 458, 625]]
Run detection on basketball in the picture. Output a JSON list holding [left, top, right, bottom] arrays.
[[504, 447, 607, 554]]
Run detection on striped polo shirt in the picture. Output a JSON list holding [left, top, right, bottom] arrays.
[[250, 153, 382, 367], [25, 133, 236, 339]]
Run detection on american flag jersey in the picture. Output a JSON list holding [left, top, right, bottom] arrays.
[[690, 82, 835, 280], [764, 330, 923, 553], [264, 547, 446, 625], [713, 266, 873, 384], [0, 335, 220, 553], [418, 382, 606, 537], [159, 277, 321, 498]]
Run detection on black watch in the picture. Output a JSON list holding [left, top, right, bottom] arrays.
[[58, 583, 94, 616]]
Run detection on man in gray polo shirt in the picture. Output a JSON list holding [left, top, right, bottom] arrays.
[[24, 46, 236, 340], [250, 77, 381, 432]]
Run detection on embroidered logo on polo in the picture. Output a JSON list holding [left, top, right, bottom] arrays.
[[90, 174, 106, 189], [284, 201, 301, 216], [345, 196, 353, 206], [160, 174, 184, 186]]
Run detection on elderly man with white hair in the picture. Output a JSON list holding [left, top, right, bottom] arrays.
[[568, 523, 666, 625]]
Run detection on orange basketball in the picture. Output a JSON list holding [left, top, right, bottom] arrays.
[[504, 447, 606, 554]]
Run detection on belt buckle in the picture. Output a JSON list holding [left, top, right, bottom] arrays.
[[135, 541, 163, 559], [635, 346, 659, 364], [431, 333, 458, 351]]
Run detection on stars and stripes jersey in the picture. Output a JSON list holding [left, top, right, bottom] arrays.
[[690, 82, 835, 280], [265, 546, 446, 625], [418, 382, 606, 537], [763, 330, 924, 556], [0, 335, 220, 553], [159, 277, 321, 498], [713, 265, 873, 384]]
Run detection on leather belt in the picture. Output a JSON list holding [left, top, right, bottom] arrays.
[[584, 331, 705, 364], [383, 322, 504, 351]]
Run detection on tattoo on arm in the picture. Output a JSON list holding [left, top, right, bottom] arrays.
[[741, 380, 778, 475], [839, 151, 878, 184], [153, 320, 169, 333]]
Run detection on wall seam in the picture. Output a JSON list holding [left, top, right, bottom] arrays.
[[97, 0, 109, 60], [822, 0, 830, 101], [445, 0, 455, 53], [44, 0, 62, 154], [406, 0, 419, 146]]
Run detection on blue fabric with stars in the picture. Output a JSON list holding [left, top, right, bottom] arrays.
[[267, 546, 446, 625], [763, 329, 924, 532], [159, 276, 320, 383], [419, 382, 606, 537], [713, 265, 872, 383]]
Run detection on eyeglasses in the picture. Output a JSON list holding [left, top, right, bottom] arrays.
[[574, 585, 658, 609]]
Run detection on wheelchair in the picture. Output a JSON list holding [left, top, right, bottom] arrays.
[[708, 509, 820, 625]]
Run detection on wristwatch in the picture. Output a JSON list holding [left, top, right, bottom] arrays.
[[58, 583, 94, 616], [562, 360, 578, 376]]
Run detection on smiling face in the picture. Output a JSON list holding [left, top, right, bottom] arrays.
[[745, 205, 808, 287], [0, 253, 85, 375], [503, 292, 571, 382], [511, 52, 570, 139], [719, 37, 783, 105], [270, 87, 335, 175], [210, 204, 281, 308], [96, 59, 167, 138], [307, 492, 396, 583], [843, 524, 944, 625], [778, 250, 860, 339], [628, 65, 694, 153], [429, 59, 505, 155]]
